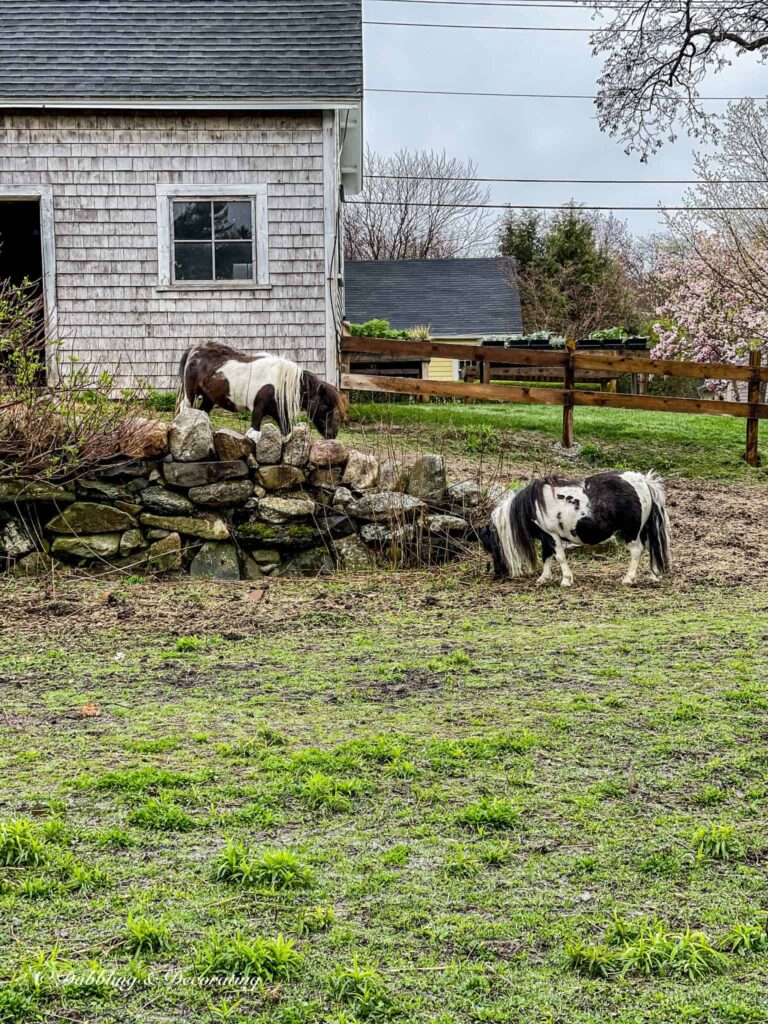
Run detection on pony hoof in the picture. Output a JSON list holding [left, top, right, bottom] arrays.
[[560, 579, 573, 588], [536, 577, 552, 587], [622, 577, 637, 586], [245, 428, 262, 444]]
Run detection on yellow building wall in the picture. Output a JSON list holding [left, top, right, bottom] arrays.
[[427, 338, 480, 382]]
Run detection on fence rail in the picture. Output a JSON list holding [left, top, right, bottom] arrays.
[[339, 331, 767, 466]]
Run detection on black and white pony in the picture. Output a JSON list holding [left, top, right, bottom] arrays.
[[478, 471, 670, 587], [179, 342, 344, 440]]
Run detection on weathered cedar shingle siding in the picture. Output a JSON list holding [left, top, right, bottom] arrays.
[[0, 112, 329, 387]]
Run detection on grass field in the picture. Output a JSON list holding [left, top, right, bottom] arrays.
[[350, 401, 768, 483], [1, 403, 767, 1023]]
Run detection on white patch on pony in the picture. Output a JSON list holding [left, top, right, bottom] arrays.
[[536, 483, 590, 545], [217, 357, 303, 427], [245, 428, 262, 444]]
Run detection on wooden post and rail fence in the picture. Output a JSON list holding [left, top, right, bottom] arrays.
[[339, 328, 768, 467]]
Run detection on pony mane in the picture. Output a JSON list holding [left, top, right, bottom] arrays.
[[269, 357, 303, 428]]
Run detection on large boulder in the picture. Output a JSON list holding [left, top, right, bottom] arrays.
[[309, 466, 344, 489], [213, 428, 253, 462], [254, 424, 283, 465], [425, 514, 470, 535], [283, 423, 311, 467], [257, 496, 317, 524], [120, 417, 170, 459], [147, 533, 182, 573], [407, 454, 447, 502], [169, 408, 215, 462], [342, 450, 379, 491], [163, 460, 248, 489], [46, 502, 137, 535], [378, 460, 409, 493], [273, 548, 334, 577], [119, 529, 145, 556], [139, 512, 230, 540], [346, 491, 426, 521], [140, 486, 195, 516], [51, 533, 122, 559], [445, 480, 483, 511], [310, 439, 348, 467], [187, 479, 254, 508], [235, 521, 318, 550], [0, 516, 34, 559], [0, 480, 74, 504], [257, 465, 306, 491], [190, 542, 241, 581], [333, 534, 374, 571]]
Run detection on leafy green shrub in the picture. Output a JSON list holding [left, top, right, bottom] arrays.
[[456, 797, 521, 832], [128, 796, 196, 832], [126, 913, 173, 955], [212, 840, 314, 890], [0, 985, 40, 1023], [301, 772, 367, 813], [693, 822, 744, 861], [329, 960, 395, 1019], [297, 906, 335, 935], [195, 930, 303, 981], [143, 389, 177, 412], [0, 820, 48, 867], [569, 916, 728, 981], [720, 921, 768, 955]]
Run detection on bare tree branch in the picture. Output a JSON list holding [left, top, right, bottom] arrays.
[[583, 1, 768, 159], [344, 148, 496, 260]]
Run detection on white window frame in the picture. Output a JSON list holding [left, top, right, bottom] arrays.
[[156, 184, 269, 290]]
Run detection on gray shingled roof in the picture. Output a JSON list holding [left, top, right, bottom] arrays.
[[344, 258, 523, 337], [0, 0, 362, 101]]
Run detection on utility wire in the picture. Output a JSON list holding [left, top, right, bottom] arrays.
[[367, 0, 685, 8], [346, 200, 767, 210], [364, 173, 768, 184], [366, 86, 764, 101], [364, 19, 600, 29]]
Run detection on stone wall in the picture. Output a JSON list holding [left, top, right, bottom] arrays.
[[0, 412, 484, 579]]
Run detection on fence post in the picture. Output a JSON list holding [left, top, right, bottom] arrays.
[[746, 348, 762, 467], [562, 337, 576, 448]]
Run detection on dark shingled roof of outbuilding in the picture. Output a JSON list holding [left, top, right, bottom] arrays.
[[344, 258, 523, 337], [0, 0, 362, 101]]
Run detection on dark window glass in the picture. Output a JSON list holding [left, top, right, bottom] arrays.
[[215, 242, 254, 281], [173, 202, 212, 241], [214, 201, 253, 240], [174, 243, 214, 281]]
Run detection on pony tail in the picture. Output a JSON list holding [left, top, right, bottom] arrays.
[[492, 483, 540, 577], [271, 358, 303, 430], [644, 471, 670, 575]]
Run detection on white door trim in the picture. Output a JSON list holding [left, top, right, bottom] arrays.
[[0, 184, 58, 365]]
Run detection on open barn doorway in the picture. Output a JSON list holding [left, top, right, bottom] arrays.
[[0, 199, 46, 378]]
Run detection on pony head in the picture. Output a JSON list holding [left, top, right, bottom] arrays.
[[303, 375, 343, 438]]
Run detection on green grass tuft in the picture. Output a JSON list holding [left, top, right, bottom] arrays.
[[212, 840, 314, 890]]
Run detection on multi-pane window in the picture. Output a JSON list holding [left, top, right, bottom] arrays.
[[172, 200, 255, 282]]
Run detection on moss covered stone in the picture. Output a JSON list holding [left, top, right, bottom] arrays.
[[235, 521, 318, 549]]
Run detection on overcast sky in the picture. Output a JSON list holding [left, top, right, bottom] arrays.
[[362, 0, 768, 238]]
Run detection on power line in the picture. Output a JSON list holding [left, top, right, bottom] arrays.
[[366, 86, 762, 101], [364, 173, 768, 184], [364, 19, 599, 29], [346, 200, 767, 210], [367, 0, 677, 8]]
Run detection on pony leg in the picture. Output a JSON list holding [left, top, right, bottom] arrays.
[[622, 539, 644, 585], [536, 534, 556, 586], [553, 538, 574, 588], [245, 384, 276, 444]]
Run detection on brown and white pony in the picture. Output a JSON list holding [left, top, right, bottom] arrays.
[[179, 342, 344, 440]]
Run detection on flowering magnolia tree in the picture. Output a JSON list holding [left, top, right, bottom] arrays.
[[651, 239, 768, 396]]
